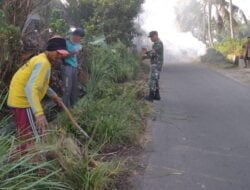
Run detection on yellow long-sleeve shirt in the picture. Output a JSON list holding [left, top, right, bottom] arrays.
[[7, 53, 57, 116]]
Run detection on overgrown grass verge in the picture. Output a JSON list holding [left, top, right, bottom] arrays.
[[201, 38, 248, 65], [52, 42, 150, 189], [0, 42, 150, 190], [215, 38, 245, 58]]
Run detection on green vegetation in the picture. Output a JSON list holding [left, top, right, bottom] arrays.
[[0, 42, 149, 189], [177, 0, 250, 63], [0, 0, 149, 188], [49, 9, 69, 35], [69, 43, 148, 146], [0, 135, 71, 190], [0, 10, 20, 87], [215, 38, 245, 58], [176, 0, 249, 47]]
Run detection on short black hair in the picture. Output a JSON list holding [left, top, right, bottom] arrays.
[[148, 31, 158, 37], [46, 37, 67, 51], [72, 28, 85, 37]]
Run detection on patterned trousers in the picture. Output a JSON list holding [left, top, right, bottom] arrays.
[[149, 64, 162, 91]]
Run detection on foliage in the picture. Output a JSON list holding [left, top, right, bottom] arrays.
[[38, 130, 121, 190], [65, 0, 95, 27], [0, 9, 21, 89], [0, 0, 148, 189], [0, 135, 70, 190], [200, 48, 228, 64], [64, 0, 144, 46], [215, 38, 245, 57], [58, 42, 148, 146], [91, 0, 144, 46], [176, 0, 249, 45], [0, 42, 148, 189], [35, 42, 148, 189], [49, 9, 69, 35]]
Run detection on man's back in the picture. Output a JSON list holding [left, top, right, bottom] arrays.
[[152, 40, 164, 71], [8, 53, 51, 111]]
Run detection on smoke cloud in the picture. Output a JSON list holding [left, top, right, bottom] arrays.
[[139, 0, 206, 62], [139, 0, 250, 63]]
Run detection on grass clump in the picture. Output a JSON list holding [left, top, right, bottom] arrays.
[[0, 135, 70, 190], [215, 38, 246, 58], [0, 41, 149, 190], [53, 42, 149, 189], [59, 41, 149, 146]]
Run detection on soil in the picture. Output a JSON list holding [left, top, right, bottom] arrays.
[[105, 120, 152, 190]]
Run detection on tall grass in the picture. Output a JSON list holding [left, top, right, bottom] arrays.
[[59, 42, 148, 146], [0, 135, 71, 190], [53, 42, 149, 189], [215, 38, 246, 57], [0, 41, 149, 190]]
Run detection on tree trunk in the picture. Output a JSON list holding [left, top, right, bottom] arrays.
[[208, 0, 214, 47], [203, 2, 207, 43], [229, 0, 234, 39]]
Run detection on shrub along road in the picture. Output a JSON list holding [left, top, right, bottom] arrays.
[[135, 63, 250, 190]]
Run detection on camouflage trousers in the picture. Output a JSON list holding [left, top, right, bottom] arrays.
[[149, 64, 162, 91]]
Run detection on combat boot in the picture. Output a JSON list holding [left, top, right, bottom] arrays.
[[154, 89, 161, 100], [145, 90, 155, 102]]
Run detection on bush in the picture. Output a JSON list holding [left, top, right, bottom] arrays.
[[58, 42, 148, 146], [52, 42, 148, 189], [200, 48, 228, 64], [0, 135, 70, 190], [0, 9, 21, 89], [215, 38, 245, 57]]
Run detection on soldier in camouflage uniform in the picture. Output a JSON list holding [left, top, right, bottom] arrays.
[[143, 31, 164, 101]]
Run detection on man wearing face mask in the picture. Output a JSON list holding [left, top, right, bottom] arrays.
[[143, 31, 164, 102]]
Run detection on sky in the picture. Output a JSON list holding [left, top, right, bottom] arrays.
[[234, 0, 250, 19], [140, 0, 250, 61]]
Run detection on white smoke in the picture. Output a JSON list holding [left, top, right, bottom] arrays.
[[139, 0, 206, 62], [233, 0, 250, 19]]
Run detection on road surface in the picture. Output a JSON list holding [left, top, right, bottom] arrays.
[[135, 63, 250, 190]]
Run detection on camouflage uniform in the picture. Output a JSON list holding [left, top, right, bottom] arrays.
[[146, 40, 164, 92]]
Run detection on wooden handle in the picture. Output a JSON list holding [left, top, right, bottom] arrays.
[[59, 101, 89, 139]]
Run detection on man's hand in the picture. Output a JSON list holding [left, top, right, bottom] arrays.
[[35, 115, 48, 130], [142, 47, 148, 54], [141, 48, 148, 60], [52, 96, 63, 106]]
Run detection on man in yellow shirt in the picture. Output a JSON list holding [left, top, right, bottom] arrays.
[[7, 37, 69, 152]]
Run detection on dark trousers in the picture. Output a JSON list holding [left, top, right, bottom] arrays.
[[62, 65, 78, 108]]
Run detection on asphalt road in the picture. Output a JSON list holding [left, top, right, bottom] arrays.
[[135, 63, 250, 190]]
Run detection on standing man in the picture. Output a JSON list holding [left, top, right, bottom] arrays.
[[143, 31, 164, 101], [62, 28, 85, 108], [244, 37, 250, 68], [7, 37, 69, 152]]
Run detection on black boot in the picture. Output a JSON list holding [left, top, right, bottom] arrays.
[[145, 90, 155, 102], [154, 89, 161, 100]]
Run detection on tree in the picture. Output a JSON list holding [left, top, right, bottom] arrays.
[[176, 0, 248, 45], [88, 0, 144, 46], [208, 0, 214, 47], [229, 0, 234, 39]]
